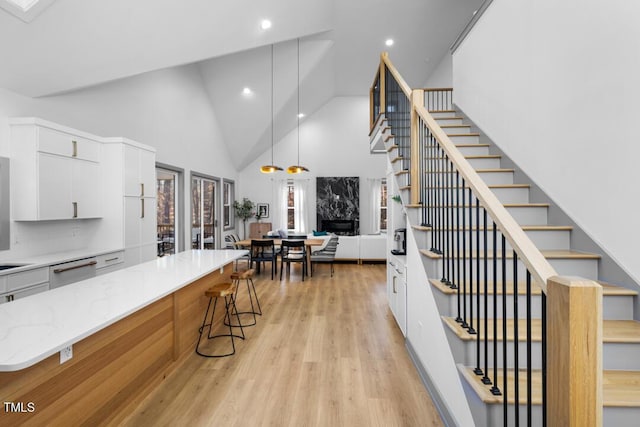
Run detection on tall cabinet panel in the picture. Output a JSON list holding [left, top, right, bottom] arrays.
[[101, 138, 157, 268]]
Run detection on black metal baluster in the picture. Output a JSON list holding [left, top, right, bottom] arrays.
[[482, 208, 491, 385], [441, 152, 450, 285], [448, 157, 456, 291], [460, 177, 468, 328], [468, 187, 476, 334], [526, 270, 532, 426], [542, 292, 547, 427], [474, 197, 482, 376], [455, 170, 462, 322], [502, 234, 508, 425], [513, 253, 520, 426], [490, 222, 501, 395]]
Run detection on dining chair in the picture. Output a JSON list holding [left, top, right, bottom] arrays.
[[310, 236, 339, 277], [250, 239, 277, 280], [279, 240, 307, 281]]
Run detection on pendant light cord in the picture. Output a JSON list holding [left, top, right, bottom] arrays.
[[297, 38, 300, 165], [271, 43, 275, 166]]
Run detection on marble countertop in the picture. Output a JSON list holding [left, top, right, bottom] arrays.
[[0, 249, 248, 372], [0, 248, 126, 276]]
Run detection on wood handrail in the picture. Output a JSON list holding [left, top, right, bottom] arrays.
[[380, 52, 412, 99], [414, 102, 557, 292]]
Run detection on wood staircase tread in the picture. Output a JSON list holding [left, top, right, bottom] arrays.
[[399, 185, 411, 191], [420, 249, 600, 260], [455, 143, 490, 148], [429, 109, 456, 113], [394, 170, 409, 176], [435, 117, 465, 121], [424, 155, 501, 160], [459, 365, 640, 407], [440, 125, 472, 129], [412, 225, 431, 231], [443, 317, 640, 343], [447, 133, 481, 137], [386, 144, 398, 152], [391, 156, 404, 163]]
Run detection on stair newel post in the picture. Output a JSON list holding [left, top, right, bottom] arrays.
[[410, 89, 423, 207], [546, 276, 603, 427]]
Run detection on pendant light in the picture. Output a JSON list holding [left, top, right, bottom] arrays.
[[261, 44, 283, 174], [287, 38, 309, 174]]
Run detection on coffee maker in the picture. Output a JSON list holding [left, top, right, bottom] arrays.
[[391, 228, 406, 255]]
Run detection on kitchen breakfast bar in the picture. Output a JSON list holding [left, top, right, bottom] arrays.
[[0, 249, 248, 426]]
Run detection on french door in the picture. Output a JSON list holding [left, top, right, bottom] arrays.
[[156, 167, 180, 256], [191, 175, 218, 250]]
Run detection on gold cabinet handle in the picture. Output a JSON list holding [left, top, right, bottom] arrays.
[[104, 257, 119, 263], [141, 183, 144, 197], [7, 294, 14, 302], [141, 199, 144, 218], [73, 202, 78, 218], [393, 276, 397, 294], [72, 140, 77, 157]]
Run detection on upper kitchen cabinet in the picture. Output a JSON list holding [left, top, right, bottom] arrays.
[[123, 144, 155, 198], [9, 118, 102, 221]]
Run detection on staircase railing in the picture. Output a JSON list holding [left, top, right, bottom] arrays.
[[372, 52, 603, 427]]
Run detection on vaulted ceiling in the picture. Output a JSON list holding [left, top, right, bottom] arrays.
[[0, 0, 483, 169]]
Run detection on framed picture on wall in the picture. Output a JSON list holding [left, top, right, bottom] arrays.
[[257, 203, 269, 219]]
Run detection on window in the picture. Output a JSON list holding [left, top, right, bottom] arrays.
[[223, 180, 234, 230], [157, 167, 181, 256], [287, 180, 295, 230], [380, 179, 388, 231], [191, 174, 218, 250]]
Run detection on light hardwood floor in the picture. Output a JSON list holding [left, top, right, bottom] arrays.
[[119, 263, 443, 427]]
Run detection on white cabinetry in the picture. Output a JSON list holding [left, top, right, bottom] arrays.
[[0, 267, 49, 304], [387, 255, 407, 335], [9, 118, 102, 221], [95, 250, 125, 276], [101, 139, 156, 268]]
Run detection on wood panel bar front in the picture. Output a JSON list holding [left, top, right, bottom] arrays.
[[0, 263, 233, 426]]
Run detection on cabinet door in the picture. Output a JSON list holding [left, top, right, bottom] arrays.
[[140, 197, 157, 246], [38, 153, 73, 220], [123, 145, 141, 197], [124, 196, 142, 248], [72, 160, 101, 218], [139, 149, 156, 198]]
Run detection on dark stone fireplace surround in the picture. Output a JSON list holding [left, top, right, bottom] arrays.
[[316, 177, 359, 236]]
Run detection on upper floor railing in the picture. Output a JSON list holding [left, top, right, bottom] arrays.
[[370, 52, 602, 427]]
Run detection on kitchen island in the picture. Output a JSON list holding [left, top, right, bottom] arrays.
[[0, 249, 247, 425]]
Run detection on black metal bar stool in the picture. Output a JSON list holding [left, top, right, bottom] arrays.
[[195, 282, 245, 358], [226, 268, 261, 327]]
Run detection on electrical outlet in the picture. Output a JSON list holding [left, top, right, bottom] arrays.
[[60, 345, 73, 364]]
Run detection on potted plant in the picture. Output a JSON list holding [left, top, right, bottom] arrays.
[[233, 198, 255, 239]]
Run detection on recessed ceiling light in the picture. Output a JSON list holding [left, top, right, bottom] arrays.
[[261, 19, 272, 30], [297, 113, 305, 119], [242, 87, 252, 96], [385, 39, 394, 47]]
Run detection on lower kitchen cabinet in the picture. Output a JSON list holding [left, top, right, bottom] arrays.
[[387, 254, 407, 335], [0, 266, 49, 304]]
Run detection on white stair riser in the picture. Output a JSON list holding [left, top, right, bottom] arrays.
[[456, 145, 491, 156], [422, 205, 549, 226], [435, 118, 463, 126], [441, 126, 472, 135], [423, 186, 529, 205], [448, 134, 480, 144], [434, 290, 633, 320], [465, 157, 502, 169], [427, 256, 599, 283], [421, 228, 570, 251], [425, 170, 515, 186], [451, 332, 640, 370], [430, 111, 457, 119]]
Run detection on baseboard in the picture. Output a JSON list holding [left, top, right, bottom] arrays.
[[405, 339, 458, 427]]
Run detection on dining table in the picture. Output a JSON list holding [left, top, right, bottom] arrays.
[[233, 238, 325, 275]]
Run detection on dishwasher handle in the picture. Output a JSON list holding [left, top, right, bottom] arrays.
[[53, 260, 97, 274]]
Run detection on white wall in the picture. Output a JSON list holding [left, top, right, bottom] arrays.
[[453, 0, 640, 284], [238, 96, 386, 236], [0, 64, 237, 260], [424, 53, 453, 88]]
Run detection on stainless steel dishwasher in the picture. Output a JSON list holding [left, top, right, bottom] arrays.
[[49, 257, 97, 289]]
